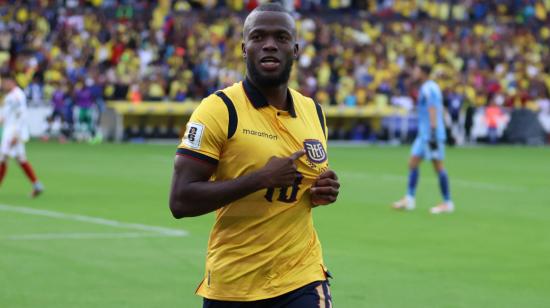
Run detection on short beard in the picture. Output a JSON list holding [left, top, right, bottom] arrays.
[[247, 59, 293, 88]]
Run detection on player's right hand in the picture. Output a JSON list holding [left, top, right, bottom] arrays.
[[258, 149, 305, 188]]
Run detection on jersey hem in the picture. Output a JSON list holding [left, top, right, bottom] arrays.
[[196, 274, 326, 302]]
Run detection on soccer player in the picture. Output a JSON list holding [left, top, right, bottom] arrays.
[[392, 65, 454, 214], [44, 81, 69, 142], [0, 73, 44, 197], [169, 3, 340, 307], [73, 80, 95, 140]]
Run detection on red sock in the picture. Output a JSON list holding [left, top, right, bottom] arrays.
[[19, 161, 38, 184], [0, 162, 6, 185]]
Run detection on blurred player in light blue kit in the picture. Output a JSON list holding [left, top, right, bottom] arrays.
[[393, 65, 454, 214]]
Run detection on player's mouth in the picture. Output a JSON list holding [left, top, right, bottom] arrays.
[[259, 56, 281, 71]]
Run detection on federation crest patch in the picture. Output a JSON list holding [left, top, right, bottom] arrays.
[[304, 139, 327, 163], [183, 122, 204, 149]]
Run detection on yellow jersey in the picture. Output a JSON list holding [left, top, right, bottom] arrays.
[[177, 79, 330, 301]]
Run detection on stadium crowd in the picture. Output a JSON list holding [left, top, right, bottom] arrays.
[[0, 0, 549, 142]]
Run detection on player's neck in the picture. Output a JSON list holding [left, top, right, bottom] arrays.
[[247, 77, 289, 111]]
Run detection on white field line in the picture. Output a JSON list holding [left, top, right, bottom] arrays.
[[4, 232, 182, 241], [340, 171, 527, 193], [0, 204, 188, 239]]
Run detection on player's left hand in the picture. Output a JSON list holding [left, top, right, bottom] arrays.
[[311, 170, 340, 206], [10, 137, 18, 147]]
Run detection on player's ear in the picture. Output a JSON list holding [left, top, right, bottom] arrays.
[[242, 42, 247, 59], [293, 43, 299, 60]]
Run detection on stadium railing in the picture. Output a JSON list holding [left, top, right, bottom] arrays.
[[105, 101, 408, 141]]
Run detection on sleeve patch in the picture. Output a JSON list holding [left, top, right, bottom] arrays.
[[182, 122, 205, 149]]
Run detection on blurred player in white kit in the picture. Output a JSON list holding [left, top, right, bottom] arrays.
[[0, 72, 44, 197]]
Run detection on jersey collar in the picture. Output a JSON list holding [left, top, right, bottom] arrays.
[[242, 78, 297, 118]]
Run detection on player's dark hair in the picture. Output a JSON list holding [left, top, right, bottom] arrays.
[[243, 1, 296, 38], [420, 65, 432, 76], [251, 2, 291, 15]]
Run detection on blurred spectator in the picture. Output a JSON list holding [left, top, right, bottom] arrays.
[[537, 94, 550, 142], [44, 81, 69, 143], [25, 74, 44, 106], [73, 79, 95, 140], [446, 87, 465, 144], [0, 1, 549, 142], [485, 100, 505, 144]]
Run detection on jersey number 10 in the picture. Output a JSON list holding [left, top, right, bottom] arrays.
[[264, 172, 303, 203]]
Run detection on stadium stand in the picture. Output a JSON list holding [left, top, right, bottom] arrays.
[[0, 0, 549, 143]]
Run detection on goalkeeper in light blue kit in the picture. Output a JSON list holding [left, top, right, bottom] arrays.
[[393, 65, 454, 214]]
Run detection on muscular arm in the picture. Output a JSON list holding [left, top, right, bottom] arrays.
[[169, 156, 265, 218], [169, 150, 305, 218]]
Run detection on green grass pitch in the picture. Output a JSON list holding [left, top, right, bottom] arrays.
[[1, 142, 549, 307]]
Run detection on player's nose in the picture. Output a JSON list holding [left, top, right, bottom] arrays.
[[262, 36, 278, 52]]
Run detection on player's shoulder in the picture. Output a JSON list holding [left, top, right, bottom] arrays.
[[192, 83, 246, 124], [15, 87, 25, 96], [194, 91, 230, 120], [214, 82, 246, 105], [420, 80, 430, 90], [198, 82, 242, 107], [198, 92, 223, 107], [420, 80, 439, 95], [6, 87, 25, 101], [425, 80, 441, 90]]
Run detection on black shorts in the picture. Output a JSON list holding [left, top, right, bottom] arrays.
[[203, 280, 332, 308]]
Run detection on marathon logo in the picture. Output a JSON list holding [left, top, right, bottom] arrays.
[[242, 128, 278, 140]]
